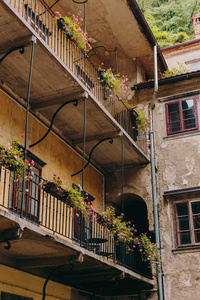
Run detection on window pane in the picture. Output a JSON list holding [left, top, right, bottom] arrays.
[[179, 217, 190, 230], [176, 203, 188, 216], [192, 202, 200, 214], [168, 103, 181, 132], [179, 232, 191, 245], [182, 100, 196, 130], [193, 216, 200, 229], [194, 230, 200, 243]]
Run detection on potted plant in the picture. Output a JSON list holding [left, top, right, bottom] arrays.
[[43, 174, 68, 201], [98, 65, 128, 99], [131, 106, 151, 133], [55, 11, 92, 51], [0, 138, 29, 180]]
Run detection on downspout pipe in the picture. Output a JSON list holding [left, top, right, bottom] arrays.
[[150, 45, 165, 300]]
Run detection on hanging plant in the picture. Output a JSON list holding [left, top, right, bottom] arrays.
[[55, 11, 92, 51], [132, 107, 151, 133], [0, 138, 30, 180], [97, 206, 165, 272], [98, 64, 128, 99], [138, 233, 166, 274]]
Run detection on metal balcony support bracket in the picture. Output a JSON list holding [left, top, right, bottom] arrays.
[[0, 35, 36, 64], [81, 92, 88, 198], [72, 0, 88, 3], [71, 137, 113, 177], [29, 99, 79, 148], [0, 46, 25, 64], [119, 131, 124, 214], [0, 226, 23, 250], [42, 253, 83, 300], [87, 46, 118, 72], [21, 38, 36, 218]]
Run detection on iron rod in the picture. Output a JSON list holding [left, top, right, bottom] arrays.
[[21, 40, 35, 218]]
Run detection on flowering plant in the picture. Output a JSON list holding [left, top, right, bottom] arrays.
[[53, 174, 63, 186], [133, 107, 151, 133], [0, 138, 29, 180], [98, 65, 128, 99], [98, 206, 165, 272], [66, 187, 96, 217], [138, 233, 165, 275], [55, 11, 92, 51], [98, 206, 136, 244]]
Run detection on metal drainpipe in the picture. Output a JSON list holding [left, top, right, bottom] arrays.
[[150, 44, 165, 300]]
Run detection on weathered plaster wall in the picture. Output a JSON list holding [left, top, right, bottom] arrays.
[[154, 96, 200, 300], [131, 76, 200, 299], [0, 88, 104, 212]]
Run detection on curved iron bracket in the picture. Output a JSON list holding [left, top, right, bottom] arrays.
[[30, 99, 78, 148], [0, 46, 25, 64], [71, 137, 113, 177], [0, 240, 11, 250], [72, 0, 88, 3]]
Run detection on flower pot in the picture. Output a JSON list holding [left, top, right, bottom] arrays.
[[43, 181, 68, 201], [57, 18, 65, 30]]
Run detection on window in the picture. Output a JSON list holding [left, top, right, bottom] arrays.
[[165, 97, 199, 135], [173, 200, 200, 247], [10, 150, 46, 221]]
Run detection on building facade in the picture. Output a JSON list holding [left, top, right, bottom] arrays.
[[0, 0, 168, 299]]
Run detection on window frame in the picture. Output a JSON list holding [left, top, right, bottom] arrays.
[[173, 199, 200, 248], [165, 96, 199, 135]]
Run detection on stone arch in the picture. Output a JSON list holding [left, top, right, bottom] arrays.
[[109, 193, 155, 240]]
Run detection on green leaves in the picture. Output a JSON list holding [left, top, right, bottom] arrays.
[[137, 0, 199, 47]]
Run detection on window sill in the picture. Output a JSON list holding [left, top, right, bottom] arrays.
[[172, 245, 200, 254], [163, 129, 200, 141]]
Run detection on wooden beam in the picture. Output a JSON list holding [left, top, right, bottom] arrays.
[[0, 35, 36, 55], [31, 92, 85, 111], [72, 131, 120, 145]]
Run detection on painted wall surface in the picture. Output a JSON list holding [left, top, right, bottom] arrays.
[[0, 265, 71, 299], [133, 78, 200, 300], [0, 88, 104, 212]]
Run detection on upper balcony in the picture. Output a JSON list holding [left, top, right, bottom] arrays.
[[0, 166, 153, 297], [0, 0, 155, 171]]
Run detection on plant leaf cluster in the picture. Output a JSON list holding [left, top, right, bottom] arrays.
[[0, 139, 29, 180]]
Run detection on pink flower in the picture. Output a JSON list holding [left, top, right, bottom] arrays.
[[55, 11, 61, 17], [53, 174, 56, 177], [57, 176, 61, 179]]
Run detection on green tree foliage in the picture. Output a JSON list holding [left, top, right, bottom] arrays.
[[137, 0, 200, 47]]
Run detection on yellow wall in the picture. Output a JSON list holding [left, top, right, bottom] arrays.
[[0, 265, 71, 299], [0, 88, 104, 212]]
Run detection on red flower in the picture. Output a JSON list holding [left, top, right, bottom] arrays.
[[25, 159, 29, 164], [21, 134, 25, 138]]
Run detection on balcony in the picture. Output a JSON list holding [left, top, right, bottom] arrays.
[[0, 0, 150, 172], [0, 166, 153, 296]]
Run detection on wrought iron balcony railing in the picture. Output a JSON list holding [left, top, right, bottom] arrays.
[[0, 166, 152, 278], [5, 0, 149, 156]]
